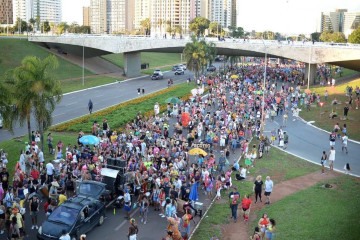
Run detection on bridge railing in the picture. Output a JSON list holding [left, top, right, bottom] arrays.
[[28, 34, 360, 49]]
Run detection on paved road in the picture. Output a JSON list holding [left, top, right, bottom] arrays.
[[0, 70, 194, 141], [265, 115, 360, 176]]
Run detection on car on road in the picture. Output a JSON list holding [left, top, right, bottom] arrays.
[[154, 69, 162, 74], [179, 64, 187, 70], [0, 113, 3, 128], [207, 65, 216, 72], [172, 65, 180, 71], [174, 68, 185, 75], [151, 72, 164, 80], [37, 181, 107, 240]]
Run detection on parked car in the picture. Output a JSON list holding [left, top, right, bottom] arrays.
[[174, 68, 185, 75], [0, 113, 3, 128], [172, 65, 180, 71], [37, 181, 107, 240], [151, 72, 164, 80], [207, 65, 216, 72]]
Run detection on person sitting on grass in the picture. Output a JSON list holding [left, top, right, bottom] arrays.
[[329, 110, 338, 119]]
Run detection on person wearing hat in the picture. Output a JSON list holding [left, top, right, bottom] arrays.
[[49, 181, 59, 200], [127, 218, 138, 240], [59, 229, 70, 240]]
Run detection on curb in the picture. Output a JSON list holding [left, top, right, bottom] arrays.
[[298, 116, 360, 145], [270, 144, 360, 178], [63, 70, 172, 96]]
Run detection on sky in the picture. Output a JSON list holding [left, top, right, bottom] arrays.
[[62, 0, 360, 35]]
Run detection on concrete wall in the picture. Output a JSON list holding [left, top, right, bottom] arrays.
[[124, 52, 141, 78]]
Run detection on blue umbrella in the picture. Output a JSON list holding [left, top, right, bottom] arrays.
[[245, 78, 253, 83], [79, 135, 100, 145]]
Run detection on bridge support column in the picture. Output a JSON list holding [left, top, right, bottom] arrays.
[[305, 63, 317, 86], [124, 52, 141, 78]]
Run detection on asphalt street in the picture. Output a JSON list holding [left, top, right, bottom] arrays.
[[265, 114, 360, 176], [0, 70, 194, 141]]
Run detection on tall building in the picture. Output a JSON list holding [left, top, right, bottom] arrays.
[[134, 0, 151, 30], [321, 9, 360, 38], [0, 0, 13, 24], [12, 0, 61, 26], [208, 0, 236, 28], [90, 0, 135, 34], [90, 0, 107, 33], [83, 7, 90, 26]]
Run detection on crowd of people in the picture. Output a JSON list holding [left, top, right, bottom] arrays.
[[0, 59, 353, 240]]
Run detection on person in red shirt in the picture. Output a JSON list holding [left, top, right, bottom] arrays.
[[241, 194, 252, 221], [30, 167, 40, 180]]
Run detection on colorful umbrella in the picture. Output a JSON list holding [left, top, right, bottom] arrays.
[[230, 75, 239, 79], [188, 148, 207, 156], [79, 135, 100, 145], [166, 97, 181, 104]]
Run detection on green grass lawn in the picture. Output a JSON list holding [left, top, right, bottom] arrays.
[[102, 52, 183, 74], [252, 175, 360, 240], [300, 78, 360, 141], [0, 38, 92, 80], [192, 144, 319, 240], [60, 76, 120, 93], [0, 132, 77, 181]]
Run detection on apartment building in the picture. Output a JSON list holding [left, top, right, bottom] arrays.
[[0, 0, 13, 24], [134, 0, 151, 30], [321, 9, 360, 38], [208, 0, 236, 28], [83, 6, 90, 26]]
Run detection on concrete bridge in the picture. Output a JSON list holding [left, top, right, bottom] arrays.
[[28, 35, 360, 78]]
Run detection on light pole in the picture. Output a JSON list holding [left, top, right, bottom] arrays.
[[261, 40, 267, 134], [82, 35, 85, 86], [307, 45, 313, 89]]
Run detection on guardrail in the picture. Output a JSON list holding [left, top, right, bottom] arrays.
[[28, 34, 360, 49]]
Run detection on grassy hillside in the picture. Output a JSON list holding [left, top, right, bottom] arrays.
[[0, 38, 92, 80], [102, 52, 183, 73]]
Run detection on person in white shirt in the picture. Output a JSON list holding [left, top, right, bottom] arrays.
[[38, 149, 44, 163], [235, 165, 247, 181], [59, 229, 71, 240], [46, 162, 55, 184], [342, 134, 348, 154], [264, 176, 274, 205]]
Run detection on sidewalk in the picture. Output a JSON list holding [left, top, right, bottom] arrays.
[[221, 171, 339, 240]]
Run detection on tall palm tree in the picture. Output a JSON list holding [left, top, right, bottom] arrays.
[[6, 55, 62, 148], [183, 36, 215, 80]]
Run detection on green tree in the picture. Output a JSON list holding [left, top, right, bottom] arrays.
[[183, 36, 216, 79], [311, 32, 321, 42], [57, 22, 68, 35], [174, 25, 182, 36], [320, 31, 346, 43], [42, 21, 50, 33], [189, 17, 210, 37], [229, 26, 244, 38], [5, 55, 62, 146], [29, 18, 36, 33], [14, 18, 27, 33], [348, 27, 360, 43], [209, 22, 220, 35], [140, 18, 151, 35]]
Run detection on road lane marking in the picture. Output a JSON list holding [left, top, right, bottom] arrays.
[[53, 113, 65, 117], [114, 208, 139, 231]]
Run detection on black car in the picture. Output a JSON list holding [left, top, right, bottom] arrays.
[[37, 181, 107, 240], [151, 73, 164, 80], [207, 65, 216, 72]]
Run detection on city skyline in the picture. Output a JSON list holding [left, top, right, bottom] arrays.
[[62, 0, 360, 34]]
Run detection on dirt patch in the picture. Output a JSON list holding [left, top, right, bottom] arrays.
[[221, 171, 339, 240]]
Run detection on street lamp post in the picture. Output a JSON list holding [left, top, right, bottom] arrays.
[[82, 35, 85, 86], [307, 45, 313, 89], [261, 40, 267, 134]]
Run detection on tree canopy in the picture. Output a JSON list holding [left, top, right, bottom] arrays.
[[189, 17, 210, 37], [319, 31, 346, 43], [348, 27, 360, 44]]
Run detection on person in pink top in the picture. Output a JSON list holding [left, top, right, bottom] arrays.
[[0, 183, 4, 202]]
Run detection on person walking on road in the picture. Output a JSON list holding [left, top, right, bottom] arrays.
[[283, 132, 289, 149], [329, 131, 336, 146], [321, 151, 327, 174], [328, 146, 336, 171], [127, 218, 139, 240], [264, 176, 274, 205], [241, 194, 252, 222], [88, 99, 93, 114], [253, 175, 263, 203], [228, 187, 240, 223], [342, 133, 348, 154], [29, 195, 40, 229]]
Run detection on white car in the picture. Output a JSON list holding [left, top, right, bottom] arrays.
[[154, 69, 163, 74], [179, 64, 187, 70], [0, 113, 3, 128]]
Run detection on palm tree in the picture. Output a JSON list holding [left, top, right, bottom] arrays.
[[183, 36, 216, 80], [5, 55, 62, 148], [140, 18, 151, 35]]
